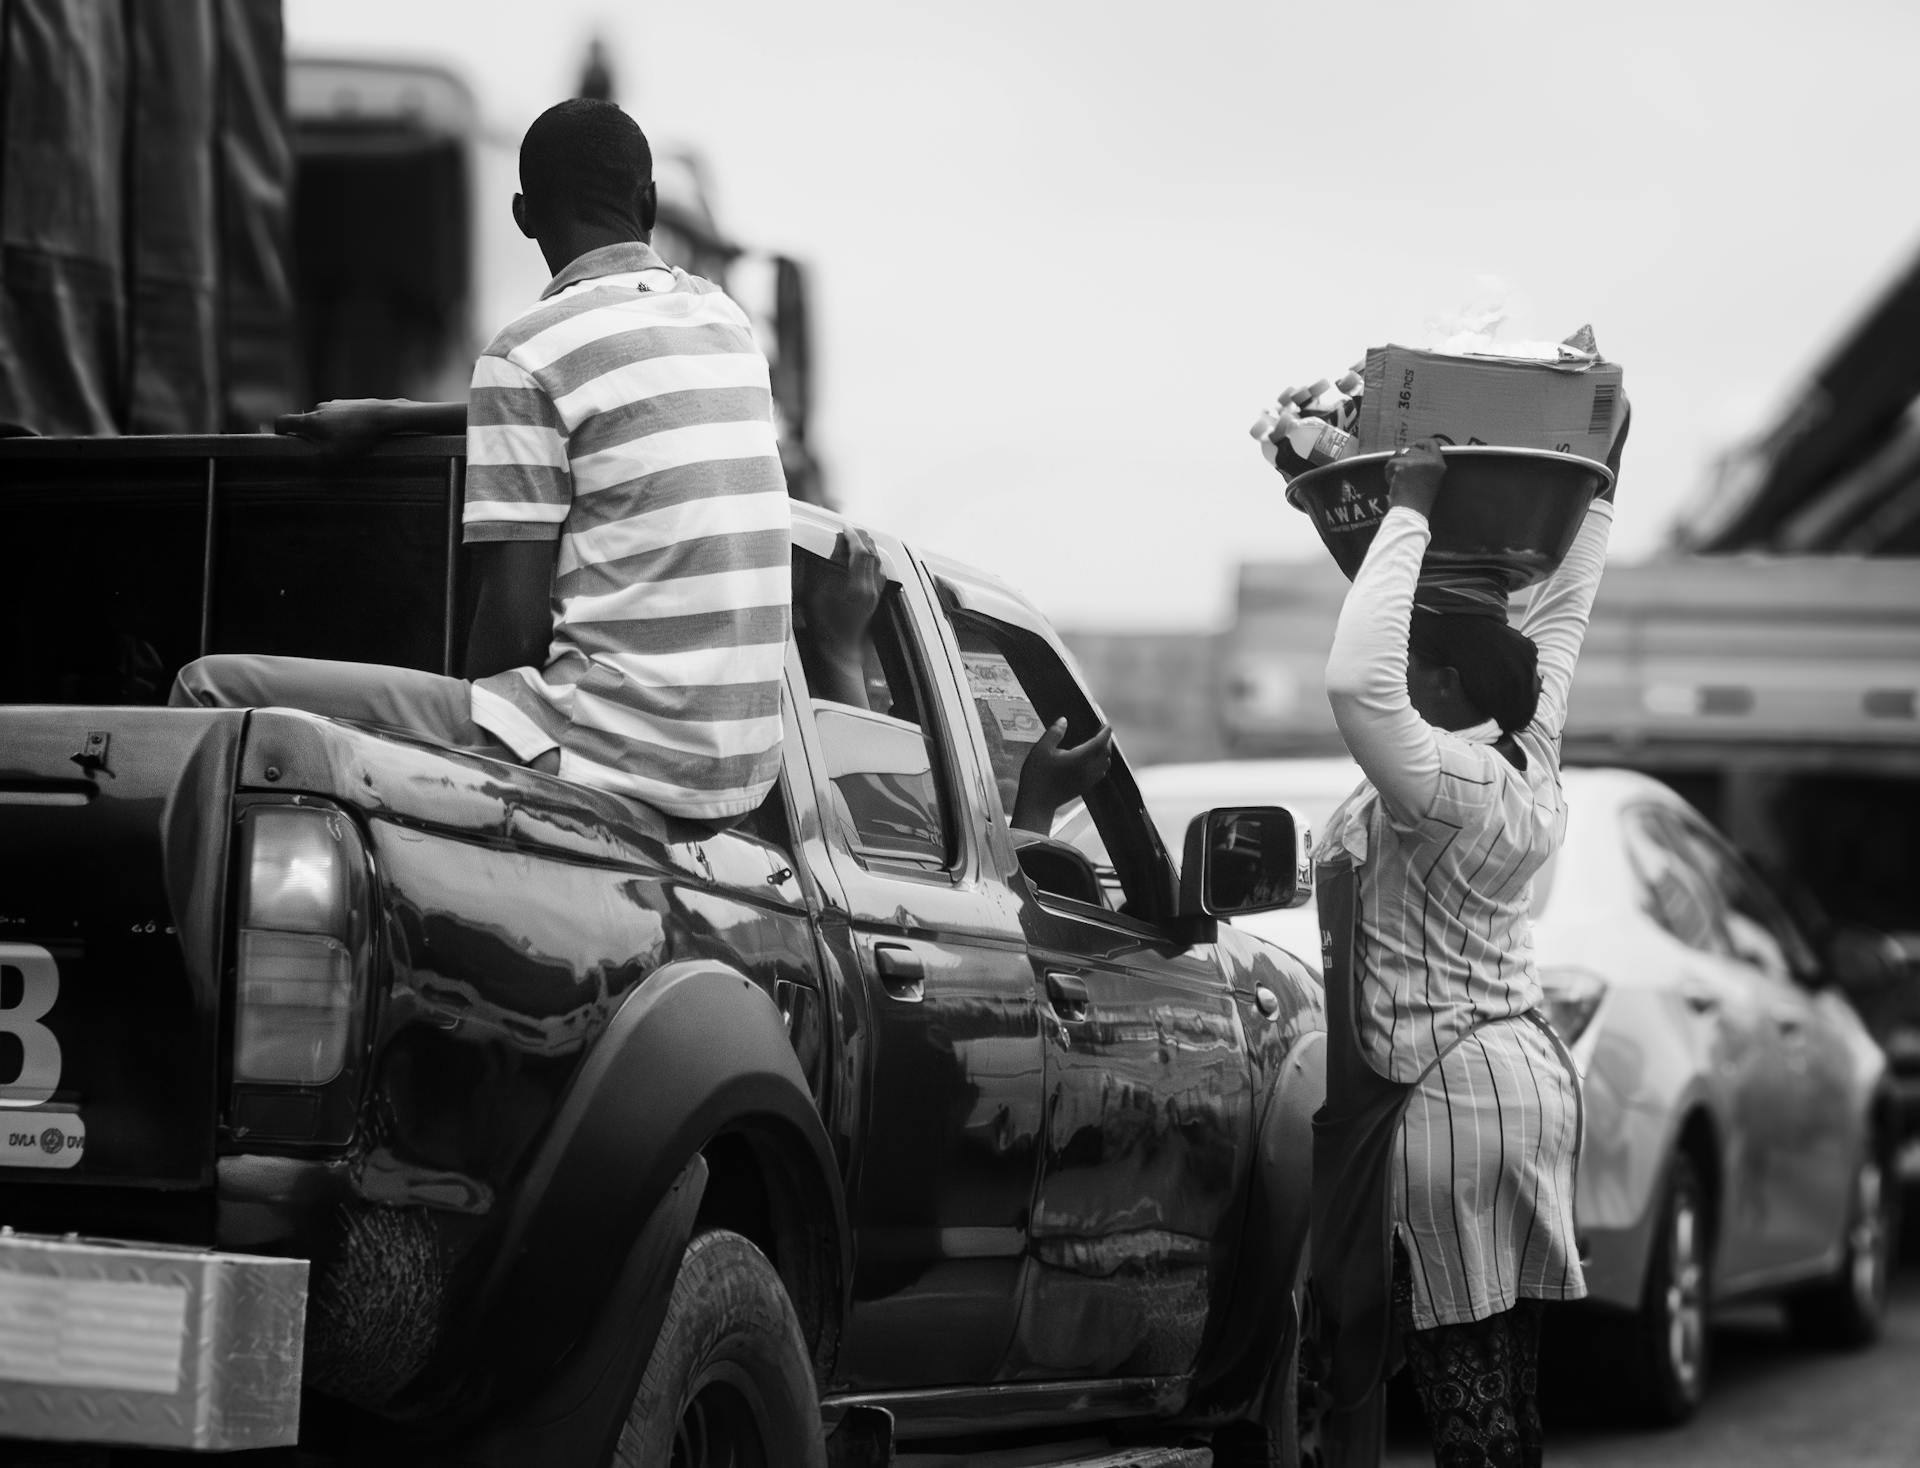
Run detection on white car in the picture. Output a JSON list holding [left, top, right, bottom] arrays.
[[1067, 759, 1900, 1424]]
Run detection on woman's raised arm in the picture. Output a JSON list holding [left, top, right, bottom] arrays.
[[1324, 444, 1448, 822]]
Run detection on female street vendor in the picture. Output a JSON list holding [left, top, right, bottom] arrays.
[[1311, 419, 1626, 1468]]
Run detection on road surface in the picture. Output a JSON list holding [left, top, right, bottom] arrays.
[[1386, 1268, 1920, 1467]]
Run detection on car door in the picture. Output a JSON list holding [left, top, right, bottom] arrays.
[[924, 566, 1255, 1383], [788, 521, 1046, 1391], [1671, 813, 1857, 1273], [1619, 803, 1784, 1288]]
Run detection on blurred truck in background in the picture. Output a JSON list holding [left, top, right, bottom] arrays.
[[0, 4, 825, 501], [286, 52, 826, 503]]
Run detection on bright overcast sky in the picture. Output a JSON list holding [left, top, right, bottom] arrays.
[[288, 0, 1920, 629]]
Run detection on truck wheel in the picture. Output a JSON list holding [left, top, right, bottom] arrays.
[[1617, 1151, 1711, 1426], [1786, 1146, 1896, 1350], [614, 1229, 825, 1468]]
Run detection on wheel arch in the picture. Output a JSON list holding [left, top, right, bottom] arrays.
[[696, 1115, 847, 1382], [437, 960, 849, 1421], [1868, 1082, 1902, 1168], [1184, 1027, 1325, 1419], [1673, 1105, 1723, 1267]]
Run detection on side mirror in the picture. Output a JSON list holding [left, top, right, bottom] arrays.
[[1180, 806, 1314, 919]]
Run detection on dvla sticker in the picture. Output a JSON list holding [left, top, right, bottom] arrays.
[[3, 1109, 84, 1169]]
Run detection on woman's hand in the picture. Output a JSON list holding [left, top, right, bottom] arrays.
[[1383, 438, 1447, 518]]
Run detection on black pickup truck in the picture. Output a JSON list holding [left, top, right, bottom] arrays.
[[0, 435, 1326, 1468]]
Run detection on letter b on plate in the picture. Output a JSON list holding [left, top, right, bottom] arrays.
[[0, 944, 62, 1107]]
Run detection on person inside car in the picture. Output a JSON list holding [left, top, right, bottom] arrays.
[[794, 526, 1112, 840], [171, 99, 790, 825]]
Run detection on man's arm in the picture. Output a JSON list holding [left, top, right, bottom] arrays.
[[796, 529, 885, 707], [1324, 441, 1446, 823], [464, 540, 557, 680], [462, 353, 570, 678], [275, 399, 468, 454]]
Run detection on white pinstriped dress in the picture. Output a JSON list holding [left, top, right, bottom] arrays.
[[1318, 500, 1612, 1330]]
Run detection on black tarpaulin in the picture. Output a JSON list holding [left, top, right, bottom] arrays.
[[0, 0, 291, 437], [217, 0, 291, 433]]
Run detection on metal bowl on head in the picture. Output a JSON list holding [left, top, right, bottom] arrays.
[[1284, 446, 1613, 592]]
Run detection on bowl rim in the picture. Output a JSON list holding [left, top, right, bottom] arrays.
[[1284, 444, 1616, 513]]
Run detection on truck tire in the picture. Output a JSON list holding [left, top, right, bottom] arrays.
[[613, 1229, 825, 1468], [1785, 1145, 1896, 1350]]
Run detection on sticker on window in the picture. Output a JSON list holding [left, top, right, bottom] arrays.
[[960, 653, 1045, 744]]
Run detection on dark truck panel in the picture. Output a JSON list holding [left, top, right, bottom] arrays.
[[0, 434, 467, 706], [0, 707, 241, 1186]]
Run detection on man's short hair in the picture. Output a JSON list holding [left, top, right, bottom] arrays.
[[520, 98, 652, 225], [1409, 610, 1541, 735]]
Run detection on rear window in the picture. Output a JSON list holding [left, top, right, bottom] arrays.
[[1, 443, 463, 706]]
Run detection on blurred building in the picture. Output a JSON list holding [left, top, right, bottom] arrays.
[[1682, 244, 1920, 555], [1058, 630, 1227, 766]]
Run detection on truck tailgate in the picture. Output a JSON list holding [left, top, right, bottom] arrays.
[[0, 708, 243, 1186]]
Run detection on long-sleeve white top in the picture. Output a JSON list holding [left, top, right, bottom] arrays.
[[1315, 499, 1615, 1077], [1313, 499, 1612, 1328]]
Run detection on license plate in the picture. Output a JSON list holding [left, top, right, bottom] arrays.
[[0, 1106, 85, 1170]]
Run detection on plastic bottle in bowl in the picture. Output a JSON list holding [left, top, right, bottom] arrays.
[[1333, 371, 1364, 433]]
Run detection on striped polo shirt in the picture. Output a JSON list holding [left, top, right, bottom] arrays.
[[462, 241, 791, 820]]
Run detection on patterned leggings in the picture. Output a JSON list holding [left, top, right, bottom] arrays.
[[1393, 1245, 1546, 1468]]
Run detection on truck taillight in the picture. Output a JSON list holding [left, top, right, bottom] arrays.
[[235, 806, 368, 1086]]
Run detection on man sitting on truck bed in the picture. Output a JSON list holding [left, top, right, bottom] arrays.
[[171, 100, 792, 824]]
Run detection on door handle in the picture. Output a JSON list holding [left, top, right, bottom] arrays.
[[874, 943, 925, 1001], [1680, 987, 1721, 1016], [1772, 1011, 1806, 1037], [1045, 970, 1090, 1021]]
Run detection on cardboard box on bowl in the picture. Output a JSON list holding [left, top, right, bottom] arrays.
[[1357, 344, 1626, 464]]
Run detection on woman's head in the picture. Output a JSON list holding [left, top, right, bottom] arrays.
[[1407, 611, 1541, 734]]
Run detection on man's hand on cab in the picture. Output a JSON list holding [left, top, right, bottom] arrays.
[[274, 398, 468, 456], [1383, 438, 1447, 518], [275, 398, 405, 456], [1011, 718, 1114, 835], [796, 528, 886, 708], [808, 528, 886, 653]]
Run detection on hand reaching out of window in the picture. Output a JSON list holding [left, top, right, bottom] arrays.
[[797, 528, 886, 707], [1012, 719, 1114, 835]]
